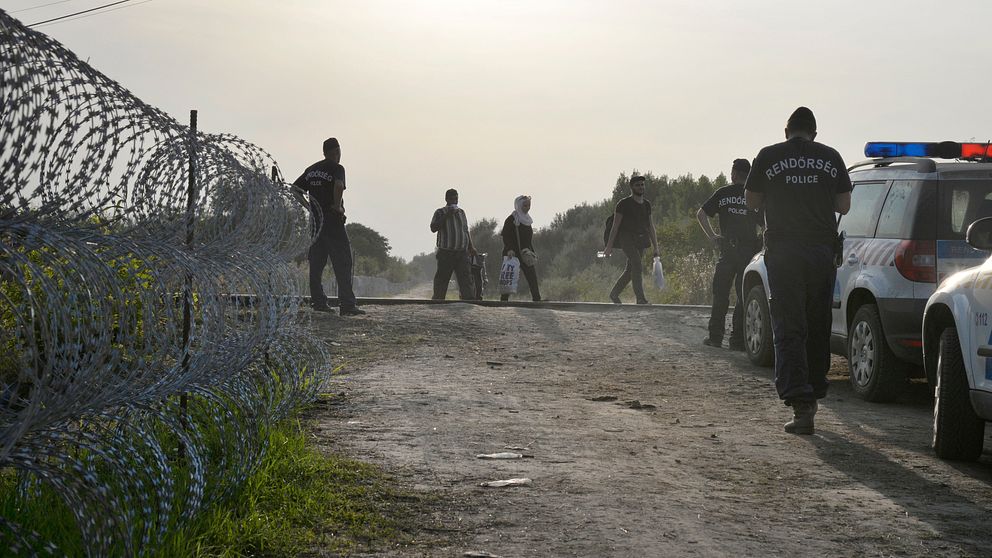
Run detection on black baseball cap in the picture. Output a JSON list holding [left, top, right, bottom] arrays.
[[732, 158, 751, 173], [323, 137, 340, 153]]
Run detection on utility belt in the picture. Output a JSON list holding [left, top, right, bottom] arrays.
[[720, 236, 760, 253]]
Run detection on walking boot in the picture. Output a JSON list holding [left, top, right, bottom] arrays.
[[784, 400, 817, 435]]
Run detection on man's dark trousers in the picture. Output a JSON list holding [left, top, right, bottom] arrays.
[[610, 244, 647, 303], [309, 219, 357, 310], [764, 241, 835, 403], [433, 249, 474, 300], [708, 242, 755, 344]]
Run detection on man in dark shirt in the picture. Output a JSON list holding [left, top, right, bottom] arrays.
[[698, 158, 762, 350], [745, 107, 852, 435], [603, 175, 660, 304], [292, 137, 365, 316], [430, 188, 477, 300]]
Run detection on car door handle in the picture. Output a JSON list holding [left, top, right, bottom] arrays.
[[847, 253, 859, 265], [978, 346, 992, 357]]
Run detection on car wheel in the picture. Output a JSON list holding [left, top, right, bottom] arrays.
[[933, 327, 984, 461], [744, 284, 773, 367], [848, 304, 906, 402]]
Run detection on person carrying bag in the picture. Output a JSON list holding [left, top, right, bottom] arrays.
[[500, 195, 542, 301], [498, 254, 521, 295]]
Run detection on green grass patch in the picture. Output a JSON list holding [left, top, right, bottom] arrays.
[[156, 420, 426, 557], [0, 419, 434, 557]]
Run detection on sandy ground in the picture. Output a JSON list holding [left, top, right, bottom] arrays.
[[306, 303, 992, 557]]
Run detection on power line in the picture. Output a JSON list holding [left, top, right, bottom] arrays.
[[27, 0, 133, 27], [11, 0, 83, 14], [30, 0, 155, 27]]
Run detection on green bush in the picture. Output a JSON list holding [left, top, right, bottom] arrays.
[[658, 249, 718, 305]]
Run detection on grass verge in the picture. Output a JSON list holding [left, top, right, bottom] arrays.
[[0, 417, 439, 557], [156, 418, 431, 557]]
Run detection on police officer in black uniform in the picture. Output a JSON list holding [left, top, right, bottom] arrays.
[[292, 137, 365, 316], [697, 158, 762, 350], [744, 107, 851, 435]]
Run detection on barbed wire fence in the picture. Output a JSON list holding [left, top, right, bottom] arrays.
[[1, 10, 332, 556]]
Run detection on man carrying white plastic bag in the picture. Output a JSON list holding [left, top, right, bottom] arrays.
[[499, 254, 521, 295], [603, 175, 660, 305]]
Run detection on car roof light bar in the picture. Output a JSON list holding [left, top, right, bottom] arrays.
[[865, 141, 991, 160], [960, 143, 992, 159]]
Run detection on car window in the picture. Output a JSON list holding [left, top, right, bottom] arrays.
[[951, 190, 970, 233], [840, 181, 888, 238], [938, 179, 992, 239], [875, 181, 919, 238]]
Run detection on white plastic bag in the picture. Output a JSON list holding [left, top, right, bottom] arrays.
[[498, 256, 521, 294], [652, 256, 666, 290]]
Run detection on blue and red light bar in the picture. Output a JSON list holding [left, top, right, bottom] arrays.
[[864, 141, 992, 160]]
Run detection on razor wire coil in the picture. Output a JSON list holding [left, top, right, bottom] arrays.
[[1, 9, 331, 556]]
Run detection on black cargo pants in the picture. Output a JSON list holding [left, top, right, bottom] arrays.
[[708, 241, 757, 344], [764, 241, 836, 403]]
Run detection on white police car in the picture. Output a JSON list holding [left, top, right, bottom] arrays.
[[742, 141, 992, 403], [924, 215, 992, 460]]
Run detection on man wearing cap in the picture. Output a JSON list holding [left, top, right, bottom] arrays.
[[430, 188, 477, 300], [697, 158, 762, 350], [745, 107, 851, 435], [603, 175, 660, 305], [292, 137, 365, 316]]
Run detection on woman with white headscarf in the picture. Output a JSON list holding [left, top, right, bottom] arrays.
[[500, 194, 542, 301]]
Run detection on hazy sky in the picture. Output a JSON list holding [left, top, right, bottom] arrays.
[[7, 0, 992, 259]]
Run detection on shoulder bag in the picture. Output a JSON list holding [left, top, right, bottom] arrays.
[[515, 223, 538, 267]]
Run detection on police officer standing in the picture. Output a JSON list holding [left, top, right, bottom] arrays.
[[292, 137, 365, 316], [697, 158, 762, 350], [744, 107, 851, 435]]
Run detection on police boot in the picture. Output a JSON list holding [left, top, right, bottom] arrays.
[[784, 400, 817, 435]]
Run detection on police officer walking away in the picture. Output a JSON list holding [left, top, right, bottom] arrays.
[[744, 107, 851, 435], [697, 158, 762, 350], [292, 137, 365, 316]]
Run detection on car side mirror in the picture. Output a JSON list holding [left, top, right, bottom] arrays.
[[966, 217, 992, 250]]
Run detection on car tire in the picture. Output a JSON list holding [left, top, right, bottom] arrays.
[[933, 327, 984, 461], [848, 304, 906, 402], [744, 284, 774, 367]]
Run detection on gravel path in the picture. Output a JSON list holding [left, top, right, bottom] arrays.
[[308, 303, 992, 557]]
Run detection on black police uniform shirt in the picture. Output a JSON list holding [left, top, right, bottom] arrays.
[[293, 160, 346, 231], [744, 137, 852, 245], [700, 183, 760, 248], [615, 196, 652, 247]]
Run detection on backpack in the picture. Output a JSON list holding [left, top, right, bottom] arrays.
[[603, 214, 614, 246]]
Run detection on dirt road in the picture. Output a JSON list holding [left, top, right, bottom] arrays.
[[309, 303, 992, 557]]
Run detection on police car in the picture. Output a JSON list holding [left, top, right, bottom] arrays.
[[742, 141, 992, 402], [924, 215, 992, 460]]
